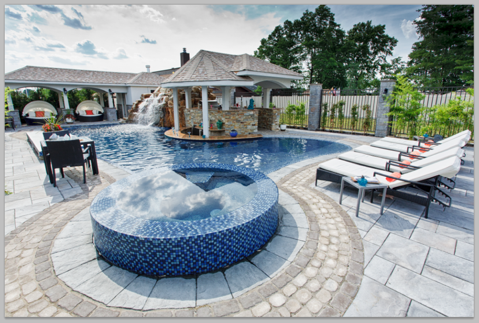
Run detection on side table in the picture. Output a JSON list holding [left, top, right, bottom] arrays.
[[339, 176, 388, 217]]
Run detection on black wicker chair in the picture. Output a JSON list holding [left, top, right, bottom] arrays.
[[45, 140, 91, 187], [43, 130, 70, 140]]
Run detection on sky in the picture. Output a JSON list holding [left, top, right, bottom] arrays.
[[4, 4, 423, 75]]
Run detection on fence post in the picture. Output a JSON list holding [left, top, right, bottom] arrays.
[[308, 84, 322, 131], [375, 79, 395, 137]]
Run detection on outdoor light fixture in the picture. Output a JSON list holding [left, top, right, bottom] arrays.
[[383, 88, 388, 95], [63, 88, 67, 94], [109, 89, 113, 94]]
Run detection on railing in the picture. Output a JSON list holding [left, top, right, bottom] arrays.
[[319, 88, 379, 134], [389, 86, 474, 141]]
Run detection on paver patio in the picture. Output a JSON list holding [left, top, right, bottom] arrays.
[[3, 127, 474, 317]]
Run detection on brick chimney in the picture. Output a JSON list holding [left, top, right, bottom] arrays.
[[180, 48, 190, 66]]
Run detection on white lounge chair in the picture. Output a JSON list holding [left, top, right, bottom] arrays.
[[339, 150, 460, 189], [370, 136, 466, 153], [378, 130, 470, 147], [354, 145, 464, 161], [316, 156, 461, 218]]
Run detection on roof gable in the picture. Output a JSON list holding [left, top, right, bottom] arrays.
[[162, 50, 302, 85]]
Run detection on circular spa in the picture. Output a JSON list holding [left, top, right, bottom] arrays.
[[90, 163, 279, 276]]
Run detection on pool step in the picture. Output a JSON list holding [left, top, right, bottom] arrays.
[[185, 171, 214, 184]]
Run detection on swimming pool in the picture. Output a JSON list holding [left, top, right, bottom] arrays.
[[70, 125, 351, 174]]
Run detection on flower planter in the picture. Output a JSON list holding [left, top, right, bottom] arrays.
[[280, 125, 287, 131]]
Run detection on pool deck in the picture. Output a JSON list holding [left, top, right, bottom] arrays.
[[3, 126, 474, 317]]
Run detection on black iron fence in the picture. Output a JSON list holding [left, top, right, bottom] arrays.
[[319, 88, 379, 134], [274, 85, 474, 140]]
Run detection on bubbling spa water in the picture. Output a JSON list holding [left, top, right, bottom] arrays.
[[90, 163, 278, 277]]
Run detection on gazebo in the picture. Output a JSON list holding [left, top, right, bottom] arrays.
[[160, 50, 303, 138]]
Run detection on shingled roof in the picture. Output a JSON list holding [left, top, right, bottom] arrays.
[[5, 66, 165, 85], [162, 50, 302, 84]]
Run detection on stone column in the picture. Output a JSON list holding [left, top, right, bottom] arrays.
[[202, 86, 210, 138], [58, 92, 64, 109], [262, 88, 269, 108], [6, 93, 14, 111], [108, 92, 114, 108], [308, 84, 322, 131], [62, 91, 70, 111], [173, 88, 180, 132], [375, 79, 396, 137], [99, 93, 105, 107], [222, 87, 230, 110], [185, 87, 192, 109]]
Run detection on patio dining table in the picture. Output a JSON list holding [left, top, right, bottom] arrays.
[[41, 136, 99, 184]]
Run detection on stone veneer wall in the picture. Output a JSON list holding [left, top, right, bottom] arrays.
[[257, 108, 280, 131], [185, 109, 258, 135]]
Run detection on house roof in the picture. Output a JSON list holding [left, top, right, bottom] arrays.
[[5, 66, 165, 85], [162, 50, 302, 84]]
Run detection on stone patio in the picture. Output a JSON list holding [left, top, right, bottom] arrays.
[[3, 127, 474, 317]]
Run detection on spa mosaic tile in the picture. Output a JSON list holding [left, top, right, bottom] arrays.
[[90, 163, 279, 276]]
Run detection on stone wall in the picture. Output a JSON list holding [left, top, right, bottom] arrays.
[[185, 109, 258, 135], [257, 108, 280, 131]]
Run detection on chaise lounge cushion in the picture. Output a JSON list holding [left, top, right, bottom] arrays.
[[35, 111, 45, 117]]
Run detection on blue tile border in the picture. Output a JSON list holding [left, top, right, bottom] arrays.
[[90, 163, 279, 276]]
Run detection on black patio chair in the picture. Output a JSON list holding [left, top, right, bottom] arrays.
[[45, 139, 91, 187], [43, 130, 70, 140]]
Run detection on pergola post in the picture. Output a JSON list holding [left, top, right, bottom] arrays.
[[62, 92, 70, 111], [108, 91, 114, 108], [99, 93, 105, 107], [202, 86, 210, 138], [185, 87, 192, 109], [173, 88, 180, 132], [58, 92, 64, 109], [6, 93, 14, 111], [222, 86, 230, 110], [262, 88, 269, 108]]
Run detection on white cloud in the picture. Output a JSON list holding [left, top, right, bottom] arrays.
[[401, 19, 417, 39]]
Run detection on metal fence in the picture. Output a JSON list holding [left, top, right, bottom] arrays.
[[277, 88, 379, 134], [389, 86, 474, 140], [320, 88, 379, 134]]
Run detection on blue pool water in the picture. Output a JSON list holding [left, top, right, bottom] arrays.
[[70, 125, 351, 174]]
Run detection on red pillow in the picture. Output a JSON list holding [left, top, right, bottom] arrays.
[[386, 172, 401, 182], [35, 111, 45, 117], [399, 160, 411, 168], [85, 110, 94, 115]]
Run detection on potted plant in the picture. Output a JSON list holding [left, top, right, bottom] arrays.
[[42, 115, 64, 132], [280, 124, 287, 131], [64, 113, 76, 124]]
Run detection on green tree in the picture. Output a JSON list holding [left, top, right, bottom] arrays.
[[297, 6, 348, 88], [406, 5, 474, 87], [321, 102, 328, 130], [351, 104, 359, 132], [362, 104, 372, 135], [345, 21, 398, 89], [386, 75, 426, 139], [256, 6, 398, 90], [254, 20, 303, 73]]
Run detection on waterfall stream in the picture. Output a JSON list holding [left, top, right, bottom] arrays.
[[135, 93, 168, 126]]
